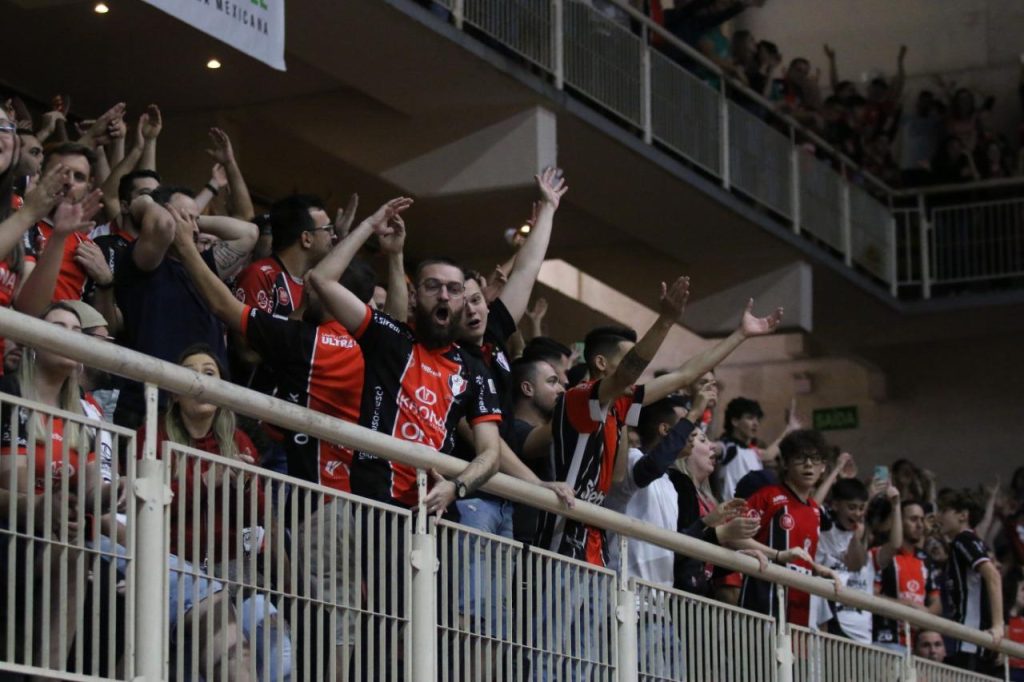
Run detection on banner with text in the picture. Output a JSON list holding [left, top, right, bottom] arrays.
[[142, 0, 285, 71]]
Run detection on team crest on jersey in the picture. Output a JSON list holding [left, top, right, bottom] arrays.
[[449, 373, 466, 397], [256, 290, 269, 309], [779, 513, 795, 531], [906, 579, 921, 593], [277, 288, 289, 306]]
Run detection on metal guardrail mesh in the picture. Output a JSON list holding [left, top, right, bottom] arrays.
[[930, 199, 1024, 286], [849, 183, 895, 284], [727, 100, 793, 218], [462, 0, 555, 70], [799, 153, 844, 252], [0, 392, 136, 680], [791, 625, 903, 682]]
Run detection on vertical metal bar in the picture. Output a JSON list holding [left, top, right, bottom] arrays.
[[888, 215, 899, 296], [135, 383, 167, 682], [552, 0, 564, 90], [616, 536, 636, 681], [719, 83, 731, 189], [841, 167, 853, 266], [411, 470, 437, 682], [640, 30, 652, 145], [776, 585, 793, 682], [452, 0, 464, 29], [918, 194, 933, 298], [790, 127, 801, 235]]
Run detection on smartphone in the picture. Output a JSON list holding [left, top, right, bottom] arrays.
[[873, 465, 889, 482]]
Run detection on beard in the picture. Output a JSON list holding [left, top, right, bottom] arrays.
[[414, 302, 464, 349]]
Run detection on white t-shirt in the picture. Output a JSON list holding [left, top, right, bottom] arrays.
[[605, 448, 678, 587], [811, 523, 875, 643], [716, 439, 762, 501]]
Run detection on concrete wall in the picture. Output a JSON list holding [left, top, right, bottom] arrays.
[[705, 333, 1022, 490], [737, 0, 1024, 141]]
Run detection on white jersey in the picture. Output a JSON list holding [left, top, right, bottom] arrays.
[[605, 448, 677, 587], [716, 438, 762, 501], [811, 523, 875, 643]]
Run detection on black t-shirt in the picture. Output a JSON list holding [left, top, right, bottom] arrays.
[[347, 306, 502, 507], [114, 245, 225, 414]]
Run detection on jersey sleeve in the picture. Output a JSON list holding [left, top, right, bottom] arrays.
[[233, 263, 274, 312], [487, 298, 518, 344], [464, 354, 503, 425], [351, 307, 412, 352], [21, 226, 38, 264], [240, 305, 307, 362], [953, 532, 991, 570], [562, 380, 604, 434], [745, 486, 775, 534]]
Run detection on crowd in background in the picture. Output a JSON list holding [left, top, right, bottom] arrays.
[[1, 49, 1023, 682]]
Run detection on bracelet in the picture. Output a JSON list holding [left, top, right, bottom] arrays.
[[205, 182, 220, 196]]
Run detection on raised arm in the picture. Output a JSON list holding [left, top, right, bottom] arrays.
[[890, 45, 908, 103], [130, 194, 176, 272], [760, 398, 802, 463], [137, 105, 161, 172], [0, 163, 65, 262], [197, 215, 258, 279], [823, 44, 839, 92], [14, 191, 102, 316], [194, 163, 228, 213], [378, 208, 410, 321], [498, 168, 568, 320], [643, 299, 784, 406], [206, 128, 254, 220], [874, 487, 903, 570], [98, 114, 146, 224], [168, 205, 246, 332], [597, 276, 690, 407], [308, 197, 413, 332], [630, 382, 715, 488], [814, 451, 855, 505]]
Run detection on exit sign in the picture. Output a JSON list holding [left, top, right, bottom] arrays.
[[813, 406, 859, 431]]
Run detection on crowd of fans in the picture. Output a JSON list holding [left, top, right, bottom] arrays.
[[0, 85, 1022, 680], [586, 0, 1024, 190]]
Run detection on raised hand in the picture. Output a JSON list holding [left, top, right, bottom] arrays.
[[836, 452, 857, 478], [80, 102, 126, 146], [535, 166, 568, 209], [784, 397, 803, 432], [365, 197, 414, 235], [206, 127, 235, 165], [53, 192, 101, 237], [482, 264, 508, 303], [23, 163, 70, 219], [658, 276, 690, 322], [209, 163, 228, 190], [74, 241, 113, 287], [739, 298, 783, 337], [334, 193, 359, 240], [898, 44, 908, 63], [139, 104, 162, 141], [691, 378, 719, 414], [823, 43, 835, 60], [166, 204, 198, 252], [525, 297, 548, 326], [377, 214, 406, 256]]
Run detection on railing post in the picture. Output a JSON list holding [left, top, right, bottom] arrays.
[[451, 0, 464, 29], [718, 81, 730, 189], [903, 621, 918, 682], [552, 0, 564, 89], [616, 537, 638, 682], [888, 214, 899, 297], [775, 584, 794, 682], [411, 469, 438, 682], [789, 126, 801, 235], [134, 383, 171, 682], [640, 29, 652, 145], [840, 165, 853, 266], [917, 193, 932, 299]]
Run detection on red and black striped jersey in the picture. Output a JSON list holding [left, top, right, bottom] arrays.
[[233, 255, 303, 319], [535, 379, 645, 566], [241, 305, 364, 492], [872, 545, 939, 645], [739, 483, 830, 626], [348, 306, 502, 508]]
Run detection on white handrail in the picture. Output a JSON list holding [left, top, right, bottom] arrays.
[[0, 304, 1020, 660]]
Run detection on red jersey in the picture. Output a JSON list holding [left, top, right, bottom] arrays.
[[739, 483, 829, 626], [348, 307, 502, 508], [240, 305, 363, 492], [137, 424, 262, 562], [24, 221, 92, 301], [1009, 615, 1024, 669], [233, 255, 303, 318], [872, 545, 939, 646], [535, 379, 645, 566]]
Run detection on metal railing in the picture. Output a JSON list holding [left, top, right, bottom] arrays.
[[424, 0, 1024, 301], [1, 307, 1022, 682]]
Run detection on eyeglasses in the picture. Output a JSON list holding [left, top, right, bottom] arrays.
[[419, 279, 465, 297], [306, 224, 335, 236], [0, 122, 17, 136], [791, 453, 825, 465]]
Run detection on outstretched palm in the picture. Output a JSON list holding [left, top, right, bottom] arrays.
[[378, 215, 406, 255], [368, 197, 414, 236], [658, 276, 690, 322], [740, 299, 783, 337], [535, 167, 568, 209]]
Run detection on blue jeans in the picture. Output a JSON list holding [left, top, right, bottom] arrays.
[[455, 497, 515, 636]]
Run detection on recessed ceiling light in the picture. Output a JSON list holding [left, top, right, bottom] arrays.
[[94, 2, 109, 13], [206, 59, 222, 69]]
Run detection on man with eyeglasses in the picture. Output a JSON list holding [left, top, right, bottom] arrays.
[[738, 429, 839, 626]]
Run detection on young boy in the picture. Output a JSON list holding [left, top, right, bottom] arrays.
[[736, 429, 837, 626], [811, 476, 902, 643], [940, 489, 1004, 674]]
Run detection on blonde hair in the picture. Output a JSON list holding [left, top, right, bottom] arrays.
[[672, 430, 718, 505], [163, 345, 239, 469]]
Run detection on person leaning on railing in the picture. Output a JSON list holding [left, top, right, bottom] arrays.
[[0, 302, 114, 670]]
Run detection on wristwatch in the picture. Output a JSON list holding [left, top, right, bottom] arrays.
[[454, 479, 469, 499]]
